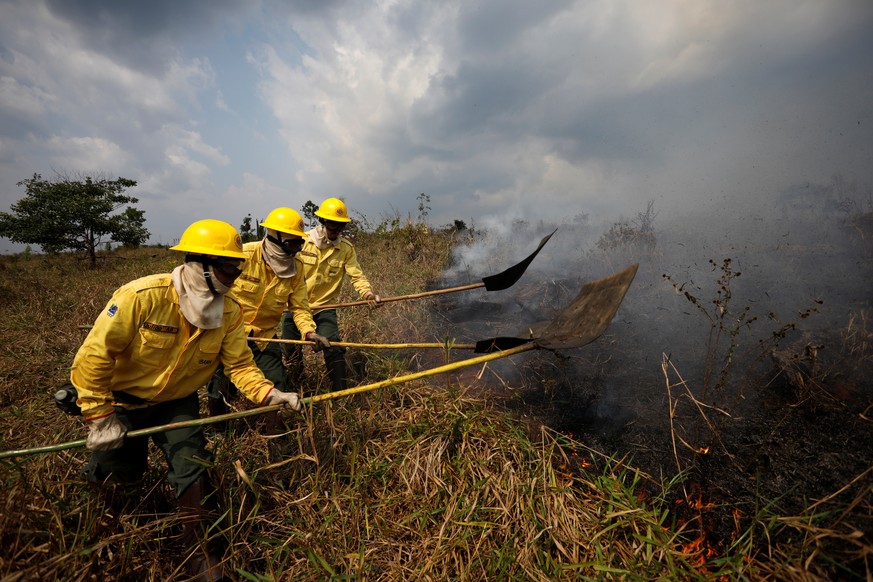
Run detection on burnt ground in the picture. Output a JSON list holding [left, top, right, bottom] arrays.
[[429, 293, 872, 575], [426, 219, 873, 577]]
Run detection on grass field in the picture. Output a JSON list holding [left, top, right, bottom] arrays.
[[0, 221, 870, 580]]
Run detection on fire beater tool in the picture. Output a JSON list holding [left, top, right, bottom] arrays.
[[313, 228, 558, 309], [1, 263, 637, 460], [75, 230, 557, 331], [75, 330, 479, 351], [249, 337, 478, 350]]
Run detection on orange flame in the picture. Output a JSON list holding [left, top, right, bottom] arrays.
[[681, 488, 716, 511], [681, 533, 720, 569], [682, 534, 704, 554]]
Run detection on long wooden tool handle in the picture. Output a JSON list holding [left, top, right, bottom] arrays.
[[304, 342, 535, 404], [79, 326, 476, 350], [0, 343, 535, 460], [314, 282, 485, 309], [251, 337, 477, 350]]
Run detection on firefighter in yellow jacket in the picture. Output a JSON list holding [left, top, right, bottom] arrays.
[[206, 207, 330, 425], [71, 219, 301, 581], [281, 197, 380, 392]]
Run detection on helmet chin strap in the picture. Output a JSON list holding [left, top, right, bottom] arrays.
[[184, 254, 225, 295], [203, 266, 219, 295]]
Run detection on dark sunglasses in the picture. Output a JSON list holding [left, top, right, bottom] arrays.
[[213, 258, 244, 278], [323, 220, 347, 231]]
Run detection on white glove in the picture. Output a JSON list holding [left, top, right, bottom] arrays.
[[263, 388, 302, 413], [363, 291, 382, 308], [86, 413, 127, 452]]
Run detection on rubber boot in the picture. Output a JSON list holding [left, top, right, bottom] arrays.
[[324, 349, 348, 393], [206, 397, 228, 432], [206, 371, 234, 432], [283, 345, 304, 389], [261, 410, 289, 462], [178, 476, 226, 582]]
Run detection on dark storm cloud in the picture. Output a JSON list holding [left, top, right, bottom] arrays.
[[0, 41, 13, 64], [44, 0, 248, 72], [456, 0, 575, 55], [385, 3, 435, 44], [443, 4, 873, 174], [408, 58, 564, 150], [0, 106, 50, 139], [541, 95, 661, 164], [4, 0, 873, 254], [273, 0, 346, 16], [0, 78, 61, 142]]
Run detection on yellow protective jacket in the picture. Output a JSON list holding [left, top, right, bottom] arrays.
[[299, 229, 373, 308], [71, 273, 275, 421], [230, 241, 316, 347]]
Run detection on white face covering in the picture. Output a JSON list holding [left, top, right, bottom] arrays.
[[262, 231, 298, 278], [309, 224, 338, 250], [171, 261, 230, 329]]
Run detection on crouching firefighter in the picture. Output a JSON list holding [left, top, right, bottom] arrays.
[[68, 219, 302, 582]]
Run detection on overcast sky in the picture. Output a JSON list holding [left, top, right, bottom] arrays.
[[1, 0, 872, 253]]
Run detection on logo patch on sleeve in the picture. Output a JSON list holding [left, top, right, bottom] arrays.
[[107, 303, 118, 317]]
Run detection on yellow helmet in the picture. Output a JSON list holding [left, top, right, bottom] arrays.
[[170, 219, 245, 259], [314, 197, 351, 223], [260, 207, 306, 236]]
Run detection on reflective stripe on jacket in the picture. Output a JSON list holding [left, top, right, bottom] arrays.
[[71, 273, 274, 420], [230, 241, 316, 346], [299, 229, 372, 308]]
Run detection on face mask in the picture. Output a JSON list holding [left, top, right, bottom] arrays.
[[267, 232, 303, 255], [172, 262, 227, 329], [262, 236, 299, 278]]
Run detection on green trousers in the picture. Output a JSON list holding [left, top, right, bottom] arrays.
[[281, 309, 348, 392], [81, 391, 211, 498], [206, 337, 288, 403]]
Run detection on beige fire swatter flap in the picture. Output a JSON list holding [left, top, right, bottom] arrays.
[[524, 263, 639, 350], [474, 263, 638, 353]]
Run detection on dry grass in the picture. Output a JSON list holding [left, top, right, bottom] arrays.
[[0, 228, 868, 580]]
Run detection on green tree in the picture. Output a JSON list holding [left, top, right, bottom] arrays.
[[0, 173, 149, 267], [301, 200, 319, 228], [240, 213, 257, 243]]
